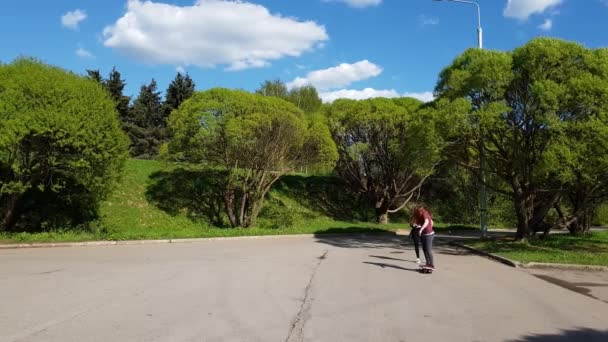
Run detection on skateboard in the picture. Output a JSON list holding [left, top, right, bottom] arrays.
[[418, 265, 434, 274]]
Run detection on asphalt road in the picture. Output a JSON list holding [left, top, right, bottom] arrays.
[[1, 235, 607, 342]]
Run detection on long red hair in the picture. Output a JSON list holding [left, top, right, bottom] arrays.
[[411, 206, 431, 225]]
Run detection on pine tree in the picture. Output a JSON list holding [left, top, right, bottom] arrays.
[[127, 79, 163, 158], [86, 69, 103, 84], [131, 79, 162, 128], [103, 67, 131, 122], [164, 72, 195, 118]]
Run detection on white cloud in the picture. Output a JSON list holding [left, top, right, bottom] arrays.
[[324, 0, 382, 8], [418, 15, 439, 26], [103, 0, 328, 70], [320, 88, 434, 103], [287, 60, 382, 90], [504, 0, 562, 20], [62, 9, 87, 30], [538, 18, 553, 31], [176, 66, 186, 73], [76, 48, 95, 59]]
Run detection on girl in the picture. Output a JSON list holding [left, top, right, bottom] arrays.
[[411, 206, 435, 269]]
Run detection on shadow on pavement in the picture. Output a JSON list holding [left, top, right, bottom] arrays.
[[508, 328, 608, 342], [314, 233, 473, 257], [362, 261, 419, 273], [368, 255, 411, 262], [314, 233, 405, 250], [532, 274, 607, 303]]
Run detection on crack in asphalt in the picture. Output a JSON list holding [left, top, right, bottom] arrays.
[[285, 250, 328, 342]]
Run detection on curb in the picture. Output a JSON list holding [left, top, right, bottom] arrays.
[[519, 262, 608, 272], [0, 231, 397, 250], [451, 242, 608, 271], [450, 242, 521, 267]]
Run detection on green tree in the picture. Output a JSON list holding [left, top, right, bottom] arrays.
[[103, 67, 131, 122], [255, 79, 289, 100], [131, 79, 163, 127], [126, 79, 163, 158], [164, 72, 195, 117], [436, 38, 608, 239], [0, 58, 129, 231], [288, 85, 323, 114], [165, 88, 337, 228], [86, 69, 103, 83], [323, 97, 466, 223]]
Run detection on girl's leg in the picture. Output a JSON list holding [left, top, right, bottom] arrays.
[[412, 234, 420, 259], [421, 235, 435, 267]]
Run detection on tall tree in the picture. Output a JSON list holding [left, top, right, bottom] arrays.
[[131, 79, 162, 128], [324, 97, 466, 224], [86, 69, 103, 84], [164, 72, 195, 118], [255, 79, 289, 100], [436, 38, 608, 239], [257, 79, 323, 114], [103, 67, 131, 122], [288, 85, 322, 114], [126, 79, 163, 157]]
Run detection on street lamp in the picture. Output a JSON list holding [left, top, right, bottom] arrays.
[[433, 0, 483, 49], [433, 0, 487, 238]]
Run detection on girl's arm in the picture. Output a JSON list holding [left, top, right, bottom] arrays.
[[419, 219, 429, 235]]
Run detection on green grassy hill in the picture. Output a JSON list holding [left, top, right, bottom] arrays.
[[2, 159, 412, 243]]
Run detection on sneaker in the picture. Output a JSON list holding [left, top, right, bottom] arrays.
[[416, 258, 421, 264]]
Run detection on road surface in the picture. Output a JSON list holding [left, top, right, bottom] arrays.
[[1, 234, 607, 341]]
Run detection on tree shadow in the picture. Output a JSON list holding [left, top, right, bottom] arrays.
[[532, 275, 607, 303], [508, 328, 608, 342], [2, 177, 100, 233], [314, 231, 405, 250], [314, 231, 468, 257], [274, 175, 372, 221], [145, 168, 226, 226]]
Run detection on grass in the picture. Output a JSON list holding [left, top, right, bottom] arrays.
[[0, 159, 474, 244], [468, 231, 608, 266]]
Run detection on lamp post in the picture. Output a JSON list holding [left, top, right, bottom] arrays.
[[433, 0, 483, 49], [433, 0, 487, 238]]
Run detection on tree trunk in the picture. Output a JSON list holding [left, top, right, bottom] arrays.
[[375, 198, 389, 224], [513, 191, 533, 241], [224, 190, 238, 228], [1, 193, 22, 232]]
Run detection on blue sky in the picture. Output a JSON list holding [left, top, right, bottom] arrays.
[[2, 0, 607, 102]]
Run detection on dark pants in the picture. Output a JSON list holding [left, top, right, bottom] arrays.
[[421, 234, 435, 267], [411, 232, 420, 258]]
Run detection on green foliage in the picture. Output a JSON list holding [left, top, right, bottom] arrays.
[[164, 72, 195, 114], [436, 38, 608, 238], [256, 79, 323, 114], [0, 158, 475, 244], [125, 79, 164, 158], [0, 58, 129, 231], [165, 88, 338, 227], [103, 67, 131, 122], [255, 79, 289, 99], [86, 69, 103, 83], [593, 203, 608, 226], [288, 85, 323, 114], [324, 97, 461, 223]]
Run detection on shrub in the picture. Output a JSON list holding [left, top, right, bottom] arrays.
[[0, 58, 129, 231]]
